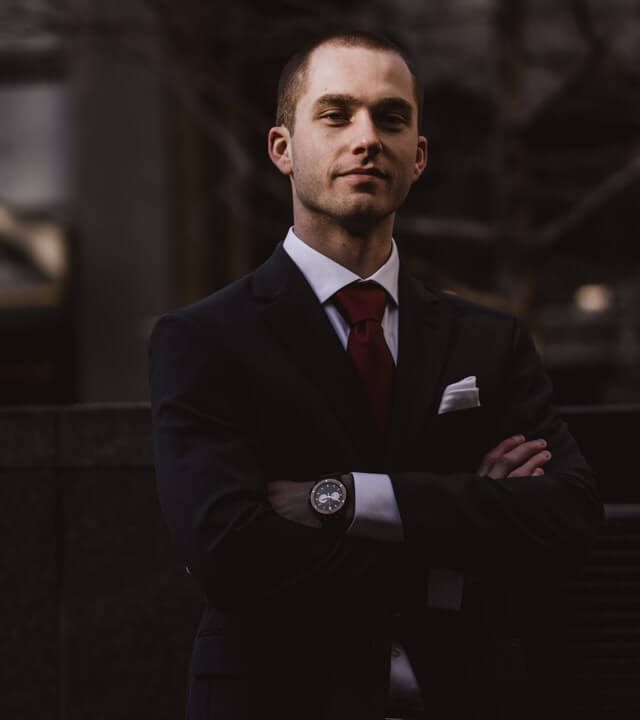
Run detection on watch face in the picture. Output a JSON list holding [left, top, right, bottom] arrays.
[[310, 479, 346, 515]]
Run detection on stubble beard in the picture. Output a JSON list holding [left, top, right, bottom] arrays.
[[294, 175, 395, 235]]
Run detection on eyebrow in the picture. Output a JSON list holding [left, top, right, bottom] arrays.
[[313, 93, 414, 120]]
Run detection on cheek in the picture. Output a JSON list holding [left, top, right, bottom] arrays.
[[291, 145, 316, 176], [293, 151, 328, 186]]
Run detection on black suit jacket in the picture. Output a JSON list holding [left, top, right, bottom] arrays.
[[148, 242, 602, 720]]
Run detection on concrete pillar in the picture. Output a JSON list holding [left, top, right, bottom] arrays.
[[69, 0, 173, 401]]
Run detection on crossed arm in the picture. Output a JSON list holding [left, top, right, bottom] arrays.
[[149, 311, 602, 610], [267, 434, 553, 530]]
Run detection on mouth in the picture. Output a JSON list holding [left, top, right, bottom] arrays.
[[339, 167, 387, 179]]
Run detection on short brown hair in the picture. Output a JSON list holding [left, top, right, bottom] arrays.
[[276, 30, 424, 134]]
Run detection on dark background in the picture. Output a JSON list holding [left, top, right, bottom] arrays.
[[1, 0, 639, 407]]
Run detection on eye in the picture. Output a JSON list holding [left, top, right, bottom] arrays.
[[378, 113, 408, 129], [321, 110, 349, 124]]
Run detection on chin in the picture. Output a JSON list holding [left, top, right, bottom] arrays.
[[338, 208, 389, 234], [338, 196, 386, 216]]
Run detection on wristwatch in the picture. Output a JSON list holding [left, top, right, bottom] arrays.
[[309, 475, 348, 522]]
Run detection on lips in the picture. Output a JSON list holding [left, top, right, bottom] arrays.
[[339, 167, 387, 178]]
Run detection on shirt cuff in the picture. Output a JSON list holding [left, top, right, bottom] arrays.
[[346, 472, 404, 542]]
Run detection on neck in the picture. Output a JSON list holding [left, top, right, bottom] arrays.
[[292, 215, 395, 278]]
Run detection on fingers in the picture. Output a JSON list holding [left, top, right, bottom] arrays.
[[484, 437, 551, 479], [507, 450, 551, 478], [503, 439, 547, 467], [477, 434, 526, 475], [489, 441, 549, 479]]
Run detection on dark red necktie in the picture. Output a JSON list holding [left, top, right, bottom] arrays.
[[332, 281, 395, 438]]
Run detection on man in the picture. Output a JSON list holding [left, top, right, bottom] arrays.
[[148, 31, 602, 720]]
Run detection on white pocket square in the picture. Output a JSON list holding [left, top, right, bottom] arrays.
[[437, 375, 481, 415]]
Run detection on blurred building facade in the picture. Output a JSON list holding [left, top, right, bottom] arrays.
[[1, 0, 639, 405]]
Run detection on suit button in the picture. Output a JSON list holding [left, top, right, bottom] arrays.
[[391, 646, 401, 658]]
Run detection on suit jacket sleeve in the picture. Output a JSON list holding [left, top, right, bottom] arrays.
[[390, 316, 603, 574], [148, 310, 400, 611]]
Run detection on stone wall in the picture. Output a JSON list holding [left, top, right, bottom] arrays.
[[0, 403, 201, 720]]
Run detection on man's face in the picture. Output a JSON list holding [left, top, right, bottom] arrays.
[[273, 43, 427, 231]]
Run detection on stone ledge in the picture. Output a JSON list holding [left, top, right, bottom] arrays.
[[0, 402, 152, 468]]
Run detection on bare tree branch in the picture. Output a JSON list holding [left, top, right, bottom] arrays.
[[531, 150, 640, 249], [2, 0, 292, 213], [401, 145, 640, 254], [516, 0, 608, 129], [569, 0, 605, 57], [519, 54, 597, 129], [398, 215, 496, 244], [0, 2, 155, 39]]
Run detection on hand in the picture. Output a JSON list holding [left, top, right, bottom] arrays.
[[267, 475, 355, 529], [267, 480, 322, 528], [477, 434, 551, 479]]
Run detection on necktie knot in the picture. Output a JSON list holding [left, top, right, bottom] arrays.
[[332, 281, 387, 326]]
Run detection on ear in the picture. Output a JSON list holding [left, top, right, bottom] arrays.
[[268, 125, 293, 176], [413, 135, 428, 181]]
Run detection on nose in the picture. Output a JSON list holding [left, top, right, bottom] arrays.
[[350, 111, 382, 157]]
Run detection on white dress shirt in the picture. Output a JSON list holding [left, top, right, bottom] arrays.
[[282, 227, 424, 715], [282, 227, 404, 541]]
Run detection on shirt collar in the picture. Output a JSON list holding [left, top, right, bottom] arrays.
[[282, 227, 399, 306]]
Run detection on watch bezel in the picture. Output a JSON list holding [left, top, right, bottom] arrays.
[[309, 476, 347, 516]]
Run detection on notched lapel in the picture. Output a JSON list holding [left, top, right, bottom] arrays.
[[387, 267, 457, 465], [253, 244, 381, 464]]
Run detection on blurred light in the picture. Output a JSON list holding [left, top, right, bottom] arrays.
[[28, 223, 67, 279], [574, 284, 613, 313], [0, 204, 67, 280], [0, 204, 15, 231], [0, 83, 69, 209]]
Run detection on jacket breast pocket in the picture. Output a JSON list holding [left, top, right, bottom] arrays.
[[425, 406, 495, 473]]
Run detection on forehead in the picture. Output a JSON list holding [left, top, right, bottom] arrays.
[[300, 43, 416, 110]]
